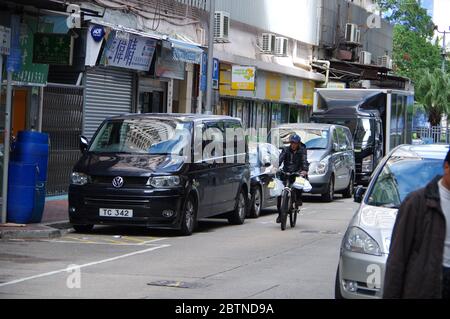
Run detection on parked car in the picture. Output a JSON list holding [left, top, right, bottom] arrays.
[[336, 144, 450, 299], [69, 114, 251, 236], [248, 142, 280, 218], [270, 123, 356, 202]]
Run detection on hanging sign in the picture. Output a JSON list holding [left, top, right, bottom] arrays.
[[0, 25, 11, 56], [90, 25, 105, 42], [102, 30, 157, 71], [231, 65, 256, 91], [33, 33, 74, 65]]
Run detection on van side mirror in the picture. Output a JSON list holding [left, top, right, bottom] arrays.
[[80, 135, 89, 154], [354, 186, 367, 203], [333, 143, 340, 152]]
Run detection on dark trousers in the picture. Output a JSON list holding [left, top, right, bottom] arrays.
[[277, 175, 303, 211], [443, 267, 450, 299]]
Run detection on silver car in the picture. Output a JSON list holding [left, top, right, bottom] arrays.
[[336, 144, 450, 299], [271, 123, 356, 202]]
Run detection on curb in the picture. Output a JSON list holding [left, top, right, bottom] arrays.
[[0, 222, 73, 241]]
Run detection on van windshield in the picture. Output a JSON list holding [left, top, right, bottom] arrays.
[[313, 117, 373, 149], [89, 119, 192, 155]]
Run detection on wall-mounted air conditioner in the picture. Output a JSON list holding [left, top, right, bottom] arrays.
[[214, 11, 230, 43], [345, 23, 360, 43], [275, 37, 288, 56], [359, 51, 372, 65], [378, 55, 393, 69], [261, 33, 276, 53]]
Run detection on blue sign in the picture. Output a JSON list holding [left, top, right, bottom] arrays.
[[200, 52, 207, 92], [213, 58, 219, 89], [91, 25, 105, 42], [6, 15, 22, 72]]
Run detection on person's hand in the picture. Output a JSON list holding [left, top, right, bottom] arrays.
[[300, 171, 308, 177]]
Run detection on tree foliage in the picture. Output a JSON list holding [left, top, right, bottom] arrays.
[[415, 69, 450, 126]]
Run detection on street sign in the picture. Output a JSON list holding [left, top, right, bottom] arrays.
[[6, 15, 21, 72], [0, 26, 11, 56], [33, 33, 74, 66], [212, 58, 219, 90]]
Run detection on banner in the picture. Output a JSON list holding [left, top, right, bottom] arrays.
[[102, 30, 157, 72], [155, 48, 185, 80], [231, 66, 256, 91]]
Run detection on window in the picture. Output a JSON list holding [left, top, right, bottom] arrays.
[[336, 127, 350, 151]]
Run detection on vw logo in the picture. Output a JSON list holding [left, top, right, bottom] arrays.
[[112, 176, 124, 188]]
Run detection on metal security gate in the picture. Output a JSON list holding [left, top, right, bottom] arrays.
[[84, 67, 134, 139], [42, 85, 84, 195]]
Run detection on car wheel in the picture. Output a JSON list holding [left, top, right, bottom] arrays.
[[335, 266, 345, 299], [72, 224, 94, 233], [342, 174, 355, 199], [321, 176, 335, 202], [249, 186, 262, 219], [180, 196, 197, 236], [228, 190, 247, 225]]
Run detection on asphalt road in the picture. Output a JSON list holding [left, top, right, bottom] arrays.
[[0, 195, 358, 299]]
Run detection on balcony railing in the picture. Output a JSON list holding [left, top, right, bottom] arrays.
[[176, 0, 207, 10]]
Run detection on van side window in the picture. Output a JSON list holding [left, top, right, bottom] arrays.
[[203, 121, 226, 161], [225, 121, 246, 163], [336, 128, 350, 151]]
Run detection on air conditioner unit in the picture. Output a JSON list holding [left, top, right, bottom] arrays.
[[378, 55, 393, 69], [359, 51, 372, 65], [261, 33, 276, 53], [345, 23, 359, 43], [214, 11, 230, 43], [275, 37, 288, 56]]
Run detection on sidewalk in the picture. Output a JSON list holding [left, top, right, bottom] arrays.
[[0, 197, 72, 240]]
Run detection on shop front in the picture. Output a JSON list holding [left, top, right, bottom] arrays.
[[216, 63, 316, 133]]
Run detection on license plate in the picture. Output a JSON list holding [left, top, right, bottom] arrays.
[[99, 208, 133, 218]]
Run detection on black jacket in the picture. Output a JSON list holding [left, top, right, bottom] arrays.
[[279, 144, 309, 173], [383, 176, 446, 299]]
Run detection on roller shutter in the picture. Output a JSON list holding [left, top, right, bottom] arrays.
[[84, 67, 134, 139]]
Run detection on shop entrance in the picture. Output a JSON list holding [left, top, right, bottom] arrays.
[[140, 91, 165, 114]]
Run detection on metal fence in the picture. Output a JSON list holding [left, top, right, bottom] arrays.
[[413, 126, 450, 144], [42, 85, 83, 196]]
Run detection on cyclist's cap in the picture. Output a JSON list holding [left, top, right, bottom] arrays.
[[290, 134, 301, 144], [446, 149, 450, 164]]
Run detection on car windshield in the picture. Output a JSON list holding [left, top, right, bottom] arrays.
[[367, 157, 443, 209], [89, 119, 192, 155], [276, 129, 329, 150], [313, 118, 373, 149]]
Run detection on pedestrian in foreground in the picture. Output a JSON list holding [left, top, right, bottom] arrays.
[[384, 148, 450, 299]]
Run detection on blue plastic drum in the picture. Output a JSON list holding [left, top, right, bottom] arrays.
[[13, 131, 49, 183], [7, 162, 38, 224]]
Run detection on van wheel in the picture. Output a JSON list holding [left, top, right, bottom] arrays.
[[321, 176, 334, 202], [249, 186, 262, 219], [342, 174, 355, 199], [180, 196, 197, 236], [228, 190, 247, 225], [72, 225, 94, 233], [335, 266, 345, 299]]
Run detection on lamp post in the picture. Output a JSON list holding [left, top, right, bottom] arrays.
[[435, 27, 449, 73], [205, 0, 215, 115]]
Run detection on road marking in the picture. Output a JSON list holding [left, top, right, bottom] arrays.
[[0, 244, 170, 288]]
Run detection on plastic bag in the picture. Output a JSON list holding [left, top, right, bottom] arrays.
[[293, 177, 312, 193], [268, 178, 284, 197]]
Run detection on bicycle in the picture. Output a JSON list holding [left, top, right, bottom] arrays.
[[277, 171, 302, 231]]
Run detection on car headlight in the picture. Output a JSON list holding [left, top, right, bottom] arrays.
[[343, 227, 382, 256], [362, 155, 374, 173], [309, 160, 328, 175], [71, 172, 90, 186], [147, 176, 181, 188]]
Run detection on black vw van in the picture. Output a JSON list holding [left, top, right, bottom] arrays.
[[69, 114, 250, 236]]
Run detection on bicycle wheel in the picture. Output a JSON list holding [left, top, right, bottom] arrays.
[[280, 190, 289, 231], [289, 208, 298, 228]]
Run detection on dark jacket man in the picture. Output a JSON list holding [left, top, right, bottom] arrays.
[[383, 176, 446, 299], [279, 143, 309, 173]]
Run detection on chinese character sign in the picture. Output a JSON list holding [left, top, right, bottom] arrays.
[[103, 31, 157, 71]]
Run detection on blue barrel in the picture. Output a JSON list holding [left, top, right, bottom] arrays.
[[13, 131, 49, 183], [31, 182, 46, 223], [7, 162, 38, 224]]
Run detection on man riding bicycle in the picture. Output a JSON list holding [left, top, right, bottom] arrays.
[[276, 134, 309, 224]]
